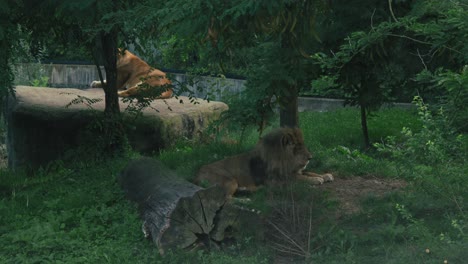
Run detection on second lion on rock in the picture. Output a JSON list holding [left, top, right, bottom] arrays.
[[195, 127, 333, 197], [91, 49, 173, 99]]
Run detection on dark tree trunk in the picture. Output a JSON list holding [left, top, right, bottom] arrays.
[[92, 27, 127, 153], [279, 84, 299, 128], [279, 34, 301, 129], [360, 105, 370, 148], [100, 28, 120, 115], [119, 158, 261, 254]]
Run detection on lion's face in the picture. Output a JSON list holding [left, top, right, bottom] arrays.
[[290, 142, 312, 173], [116, 49, 128, 68], [259, 127, 312, 180]]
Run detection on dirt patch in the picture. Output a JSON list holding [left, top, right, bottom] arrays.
[[269, 176, 407, 264], [318, 176, 407, 215]]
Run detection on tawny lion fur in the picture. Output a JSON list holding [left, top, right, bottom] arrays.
[[195, 127, 333, 197], [91, 49, 173, 99]]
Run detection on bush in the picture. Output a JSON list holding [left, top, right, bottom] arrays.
[[375, 96, 467, 222], [415, 66, 468, 133]]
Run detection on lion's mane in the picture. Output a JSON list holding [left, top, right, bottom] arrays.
[[256, 127, 309, 181]]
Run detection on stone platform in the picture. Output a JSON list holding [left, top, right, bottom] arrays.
[[4, 86, 228, 169]]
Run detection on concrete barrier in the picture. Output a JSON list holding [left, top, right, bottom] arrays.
[[13, 63, 414, 111]]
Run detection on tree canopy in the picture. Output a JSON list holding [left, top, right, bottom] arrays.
[[311, 0, 467, 147], [1, 0, 466, 147]]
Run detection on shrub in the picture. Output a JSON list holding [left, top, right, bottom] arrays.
[[375, 96, 467, 217]]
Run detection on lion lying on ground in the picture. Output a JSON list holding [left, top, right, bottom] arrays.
[[195, 127, 334, 197], [90, 49, 173, 99]]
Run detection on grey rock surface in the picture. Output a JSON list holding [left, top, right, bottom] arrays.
[[5, 86, 228, 169]]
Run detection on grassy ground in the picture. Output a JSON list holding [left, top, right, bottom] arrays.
[[0, 108, 466, 263]]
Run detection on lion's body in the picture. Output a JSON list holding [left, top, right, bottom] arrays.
[[195, 128, 333, 197], [91, 50, 173, 99]]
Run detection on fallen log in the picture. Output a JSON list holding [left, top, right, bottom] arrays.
[[119, 158, 259, 254]]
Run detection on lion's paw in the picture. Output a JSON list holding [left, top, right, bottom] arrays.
[[322, 173, 334, 182], [307, 176, 325, 185], [118, 90, 130, 97], [90, 80, 103, 88]]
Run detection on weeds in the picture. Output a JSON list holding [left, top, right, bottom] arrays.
[[265, 183, 335, 262], [375, 97, 467, 217], [30, 76, 49, 87]]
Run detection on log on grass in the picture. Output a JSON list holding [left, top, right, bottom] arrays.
[[119, 157, 248, 254]]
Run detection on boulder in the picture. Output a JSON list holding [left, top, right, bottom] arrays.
[[4, 86, 228, 169]]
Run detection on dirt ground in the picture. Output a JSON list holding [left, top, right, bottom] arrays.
[[318, 176, 407, 215], [271, 176, 407, 264]]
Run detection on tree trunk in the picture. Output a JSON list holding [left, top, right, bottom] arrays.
[[279, 84, 299, 128], [360, 105, 370, 148], [119, 158, 261, 254], [100, 28, 120, 115], [278, 33, 301, 129], [93, 27, 127, 153]]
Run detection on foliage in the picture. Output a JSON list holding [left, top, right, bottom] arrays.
[[2, 1, 138, 154], [12, 63, 50, 88], [0, 0, 18, 100], [307, 0, 415, 97], [415, 66, 468, 132], [375, 96, 466, 170], [311, 0, 467, 147], [264, 183, 337, 262], [2, 0, 467, 261], [77, 115, 130, 159], [375, 96, 467, 218], [311, 20, 410, 108], [0, 153, 270, 263], [129, 0, 329, 128], [408, 0, 468, 66], [29, 76, 49, 87], [1, 108, 467, 262]]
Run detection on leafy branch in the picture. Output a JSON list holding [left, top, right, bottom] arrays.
[[61, 92, 103, 110]]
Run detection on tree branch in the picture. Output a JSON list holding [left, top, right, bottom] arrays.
[[388, 0, 399, 23]]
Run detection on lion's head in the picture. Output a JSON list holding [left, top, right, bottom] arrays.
[[256, 127, 312, 181]]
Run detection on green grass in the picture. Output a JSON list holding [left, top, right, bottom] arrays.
[[300, 108, 421, 149], [299, 108, 422, 178], [1, 108, 466, 263], [159, 108, 422, 180], [0, 159, 270, 263]]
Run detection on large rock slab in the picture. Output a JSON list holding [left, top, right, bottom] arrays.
[[5, 86, 228, 169]]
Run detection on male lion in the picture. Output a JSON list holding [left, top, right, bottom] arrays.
[[90, 49, 173, 98], [195, 127, 334, 197]]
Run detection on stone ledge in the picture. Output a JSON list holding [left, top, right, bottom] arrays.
[[5, 86, 228, 169]]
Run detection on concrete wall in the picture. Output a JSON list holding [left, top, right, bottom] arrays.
[[13, 63, 414, 111], [13, 63, 245, 100], [170, 73, 245, 101], [14, 63, 105, 89]]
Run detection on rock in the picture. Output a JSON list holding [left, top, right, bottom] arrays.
[[4, 86, 228, 169]]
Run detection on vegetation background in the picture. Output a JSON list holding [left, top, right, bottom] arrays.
[[0, 0, 466, 263]]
